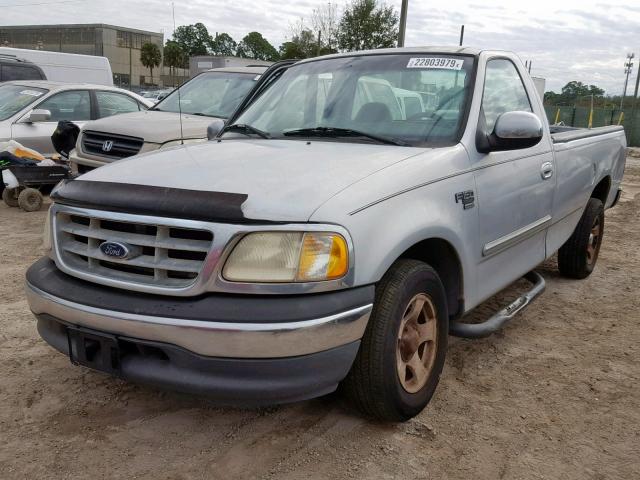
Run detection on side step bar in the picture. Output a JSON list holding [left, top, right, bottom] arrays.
[[449, 271, 546, 339]]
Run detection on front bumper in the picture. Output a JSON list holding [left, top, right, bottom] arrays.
[[26, 258, 373, 404], [69, 150, 107, 172], [69, 141, 160, 172]]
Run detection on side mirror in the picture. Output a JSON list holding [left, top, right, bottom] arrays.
[[486, 111, 543, 152], [207, 119, 225, 140], [28, 109, 52, 123]]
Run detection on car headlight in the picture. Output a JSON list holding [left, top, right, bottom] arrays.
[[160, 138, 207, 149], [222, 232, 349, 283], [43, 206, 52, 252]]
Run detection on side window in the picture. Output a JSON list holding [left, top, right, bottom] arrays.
[[95, 91, 141, 118], [481, 59, 531, 132], [37, 90, 91, 122], [2, 64, 44, 81]]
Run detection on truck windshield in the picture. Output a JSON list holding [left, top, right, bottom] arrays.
[[153, 71, 258, 118], [232, 54, 474, 147], [0, 84, 48, 121]]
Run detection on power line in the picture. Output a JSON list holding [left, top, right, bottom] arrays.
[[0, 0, 83, 8]]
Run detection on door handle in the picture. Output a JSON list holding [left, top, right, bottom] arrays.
[[540, 162, 554, 180]]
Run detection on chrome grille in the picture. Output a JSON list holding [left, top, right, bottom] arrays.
[[81, 130, 144, 159], [55, 211, 213, 288]]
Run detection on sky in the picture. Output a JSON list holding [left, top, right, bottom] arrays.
[[1, 0, 639, 94]]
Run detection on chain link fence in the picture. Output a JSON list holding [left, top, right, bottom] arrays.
[[544, 105, 640, 146]]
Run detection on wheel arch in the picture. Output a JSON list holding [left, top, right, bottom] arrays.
[[591, 175, 611, 205], [396, 237, 464, 320]]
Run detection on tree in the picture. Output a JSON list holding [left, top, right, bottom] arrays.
[[337, 0, 398, 52], [544, 81, 606, 105], [173, 23, 212, 56], [280, 16, 336, 60], [280, 29, 318, 59], [163, 40, 186, 86], [237, 32, 280, 61], [140, 42, 162, 86], [311, 2, 339, 52], [560, 81, 604, 100], [210, 32, 237, 56]]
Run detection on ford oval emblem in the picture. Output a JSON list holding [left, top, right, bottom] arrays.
[[99, 241, 131, 259]]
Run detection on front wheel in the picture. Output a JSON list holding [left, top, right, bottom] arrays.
[[344, 259, 448, 421], [558, 198, 605, 279]]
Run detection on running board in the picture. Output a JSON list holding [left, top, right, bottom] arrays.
[[449, 271, 546, 339]]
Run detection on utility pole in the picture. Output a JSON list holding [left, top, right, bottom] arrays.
[[629, 58, 640, 141], [398, 0, 408, 47], [317, 30, 322, 56], [459, 25, 464, 46], [621, 53, 634, 111]]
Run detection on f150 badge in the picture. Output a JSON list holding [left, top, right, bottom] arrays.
[[455, 190, 475, 210]]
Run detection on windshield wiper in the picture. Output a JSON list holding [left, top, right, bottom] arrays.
[[221, 123, 271, 139], [282, 127, 409, 146], [190, 112, 225, 118]]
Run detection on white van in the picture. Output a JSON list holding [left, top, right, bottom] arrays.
[[0, 47, 113, 86]]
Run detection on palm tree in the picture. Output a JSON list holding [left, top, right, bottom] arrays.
[[140, 42, 162, 86]]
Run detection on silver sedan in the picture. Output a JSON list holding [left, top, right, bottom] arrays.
[[0, 80, 153, 157]]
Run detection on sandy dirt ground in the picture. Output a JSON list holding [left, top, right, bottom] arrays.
[[1, 153, 639, 480]]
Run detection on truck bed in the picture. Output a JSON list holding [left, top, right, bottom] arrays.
[[550, 125, 624, 144]]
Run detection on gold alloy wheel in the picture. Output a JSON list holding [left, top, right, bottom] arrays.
[[396, 293, 438, 394], [586, 216, 602, 266]]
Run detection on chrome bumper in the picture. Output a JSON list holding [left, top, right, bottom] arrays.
[[26, 281, 372, 359]]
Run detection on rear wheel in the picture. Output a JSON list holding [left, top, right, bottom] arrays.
[[18, 188, 43, 212], [2, 187, 19, 208], [344, 259, 448, 421], [558, 198, 605, 279]]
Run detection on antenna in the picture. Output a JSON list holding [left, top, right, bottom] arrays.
[[172, 1, 184, 144]]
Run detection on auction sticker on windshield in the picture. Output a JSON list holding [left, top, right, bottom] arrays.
[[407, 58, 464, 70]]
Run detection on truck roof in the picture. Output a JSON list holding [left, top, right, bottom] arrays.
[[297, 46, 485, 64]]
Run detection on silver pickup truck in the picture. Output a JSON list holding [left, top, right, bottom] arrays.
[[26, 47, 626, 421]]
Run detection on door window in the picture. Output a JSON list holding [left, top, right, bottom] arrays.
[[37, 90, 91, 122], [481, 59, 531, 132], [95, 91, 141, 118]]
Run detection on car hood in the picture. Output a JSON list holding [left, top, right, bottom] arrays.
[[81, 110, 215, 144], [77, 139, 426, 222]]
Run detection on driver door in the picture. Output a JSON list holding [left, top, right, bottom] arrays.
[[12, 89, 92, 156], [471, 58, 555, 302]]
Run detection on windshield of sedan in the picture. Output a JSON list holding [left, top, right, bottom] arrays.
[[0, 84, 48, 121], [231, 54, 474, 146], [153, 71, 258, 118]]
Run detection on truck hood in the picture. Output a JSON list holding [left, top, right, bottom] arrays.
[[77, 139, 426, 222], [81, 110, 214, 144]]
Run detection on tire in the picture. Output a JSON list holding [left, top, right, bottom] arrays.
[[344, 259, 449, 422], [17, 188, 43, 212], [558, 198, 605, 279], [2, 187, 20, 208]]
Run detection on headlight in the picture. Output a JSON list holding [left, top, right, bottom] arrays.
[[222, 232, 349, 283], [43, 206, 52, 252], [160, 138, 207, 149]]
